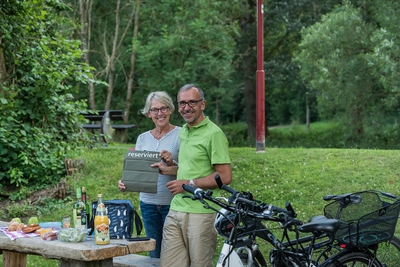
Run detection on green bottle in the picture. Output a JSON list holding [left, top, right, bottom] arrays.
[[72, 188, 85, 228], [81, 187, 90, 228]]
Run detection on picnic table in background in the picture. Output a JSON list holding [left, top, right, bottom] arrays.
[[82, 110, 136, 143]]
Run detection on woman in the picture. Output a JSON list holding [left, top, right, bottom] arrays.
[[118, 91, 180, 258]]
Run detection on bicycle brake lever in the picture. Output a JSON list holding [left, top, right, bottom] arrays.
[[183, 194, 205, 204], [215, 196, 229, 202]]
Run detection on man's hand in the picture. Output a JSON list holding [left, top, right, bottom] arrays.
[[166, 180, 188, 195], [152, 162, 178, 176]]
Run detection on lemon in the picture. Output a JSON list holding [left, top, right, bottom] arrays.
[[28, 217, 39, 225]]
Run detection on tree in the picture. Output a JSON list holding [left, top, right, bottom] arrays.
[[130, 0, 239, 130], [77, 0, 96, 110], [62, 0, 343, 144], [235, 0, 342, 142], [0, 0, 91, 186], [295, 1, 400, 136], [367, 1, 400, 109]]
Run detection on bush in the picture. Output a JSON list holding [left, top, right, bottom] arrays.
[[0, 0, 92, 187], [266, 121, 400, 149], [219, 121, 400, 149], [220, 122, 252, 147]]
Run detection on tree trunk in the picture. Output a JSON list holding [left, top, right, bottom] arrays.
[[0, 33, 7, 91], [105, 0, 136, 111], [244, 67, 256, 141], [79, 0, 96, 110], [306, 92, 310, 132], [105, 0, 121, 111], [123, 0, 141, 142], [352, 107, 364, 135], [125, 0, 141, 123]]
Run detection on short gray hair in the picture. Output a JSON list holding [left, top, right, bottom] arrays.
[[141, 91, 175, 116], [178, 84, 205, 100]]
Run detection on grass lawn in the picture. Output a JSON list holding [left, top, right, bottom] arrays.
[[1, 145, 400, 266]]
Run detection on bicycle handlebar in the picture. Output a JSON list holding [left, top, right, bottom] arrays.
[[182, 181, 302, 226]]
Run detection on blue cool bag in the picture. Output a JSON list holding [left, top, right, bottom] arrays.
[[89, 199, 142, 239]]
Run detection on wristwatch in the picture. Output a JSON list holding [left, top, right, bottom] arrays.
[[189, 179, 195, 187]]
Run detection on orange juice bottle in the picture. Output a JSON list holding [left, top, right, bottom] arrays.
[[94, 194, 110, 245]]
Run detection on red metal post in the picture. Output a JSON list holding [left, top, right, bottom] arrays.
[[256, 0, 265, 151]]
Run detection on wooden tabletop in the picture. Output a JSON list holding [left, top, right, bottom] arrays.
[[0, 221, 155, 262]]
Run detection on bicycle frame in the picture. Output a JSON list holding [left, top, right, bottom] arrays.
[[216, 243, 252, 267], [197, 191, 316, 267], [182, 179, 394, 267]]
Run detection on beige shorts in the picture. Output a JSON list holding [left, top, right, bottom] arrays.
[[160, 210, 217, 267]]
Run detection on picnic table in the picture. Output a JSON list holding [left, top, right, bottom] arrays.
[[82, 110, 136, 143], [0, 221, 155, 267]]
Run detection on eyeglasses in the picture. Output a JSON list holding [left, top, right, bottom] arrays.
[[177, 99, 203, 108], [149, 106, 169, 115]]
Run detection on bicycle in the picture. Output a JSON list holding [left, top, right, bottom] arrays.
[[182, 175, 400, 267], [323, 191, 400, 267]]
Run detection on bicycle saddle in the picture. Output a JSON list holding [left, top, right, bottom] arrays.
[[298, 215, 340, 233]]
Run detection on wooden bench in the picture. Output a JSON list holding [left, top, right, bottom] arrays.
[[113, 254, 159, 267], [82, 110, 136, 143]]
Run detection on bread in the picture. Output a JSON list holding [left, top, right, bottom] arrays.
[[8, 221, 24, 231], [22, 224, 41, 234]]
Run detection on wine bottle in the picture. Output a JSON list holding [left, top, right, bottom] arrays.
[[72, 188, 85, 228], [81, 187, 90, 228], [94, 194, 110, 245]]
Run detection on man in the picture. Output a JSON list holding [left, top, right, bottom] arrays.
[[160, 84, 232, 267]]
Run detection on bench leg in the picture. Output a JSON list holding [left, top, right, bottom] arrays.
[[3, 250, 27, 267], [59, 258, 113, 267]]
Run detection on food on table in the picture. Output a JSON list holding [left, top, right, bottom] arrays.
[[42, 230, 58, 241], [40, 228, 55, 238], [62, 217, 71, 228], [8, 221, 24, 231], [22, 224, 41, 233], [58, 228, 88, 242]]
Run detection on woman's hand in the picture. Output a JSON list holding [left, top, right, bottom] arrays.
[[159, 150, 174, 166], [118, 180, 126, 192]]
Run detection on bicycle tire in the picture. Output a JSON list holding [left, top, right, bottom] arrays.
[[324, 251, 381, 267], [377, 236, 400, 267]]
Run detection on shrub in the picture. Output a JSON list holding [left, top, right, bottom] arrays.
[[0, 0, 92, 186]]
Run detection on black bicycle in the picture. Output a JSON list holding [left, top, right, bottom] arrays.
[[323, 191, 400, 267], [182, 175, 400, 267]]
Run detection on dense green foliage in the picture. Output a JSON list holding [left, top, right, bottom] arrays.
[[267, 122, 400, 149], [64, 0, 344, 142], [2, 0, 400, 206], [261, 0, 342, 126], [0, 0, 92, 186], [1, 145, 399, 266], [222, 121, 400, 149], [295, 0, 400, 136]]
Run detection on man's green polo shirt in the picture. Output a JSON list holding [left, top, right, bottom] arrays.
[[170, 116, 231, 213]]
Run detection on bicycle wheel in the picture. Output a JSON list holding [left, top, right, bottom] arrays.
[[324, 251, 381, 267], [377, 236, 400, 267]]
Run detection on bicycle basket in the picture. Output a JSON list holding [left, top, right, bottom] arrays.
[[324, 190, 400, 248]]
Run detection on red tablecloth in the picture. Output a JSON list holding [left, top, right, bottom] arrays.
[[0, 227, 39, 241]]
